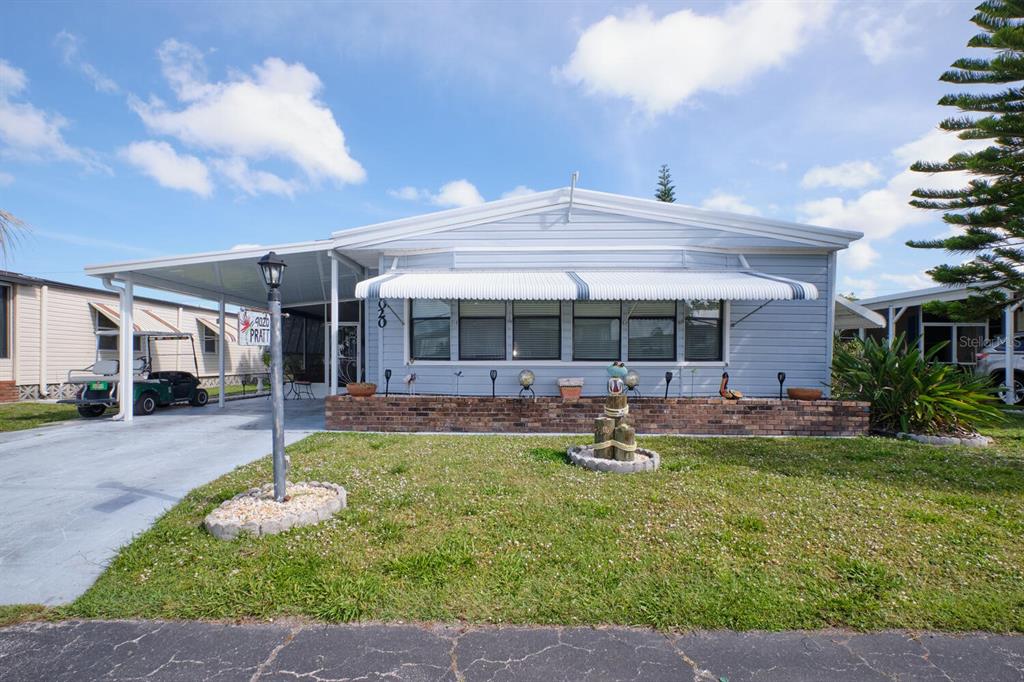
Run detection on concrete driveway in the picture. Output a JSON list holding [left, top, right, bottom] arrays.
[[0, 398, 324, 605]]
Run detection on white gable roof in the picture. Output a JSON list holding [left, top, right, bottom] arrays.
[[331, 187, 863, 250]]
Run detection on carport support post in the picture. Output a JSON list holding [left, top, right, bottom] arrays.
[[1005, 301, 1022, 405], [119, 277, 134, 424], [329, 256, 338, 396], [217, 297, 226, 408]]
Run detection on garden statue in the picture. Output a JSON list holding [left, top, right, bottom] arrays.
[[592, 362, 636, 461], [719, 372, 743, 400]]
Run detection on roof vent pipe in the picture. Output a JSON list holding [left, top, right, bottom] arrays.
[[567, 171, 580, 222]]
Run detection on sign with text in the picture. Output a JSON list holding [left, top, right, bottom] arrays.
[[238, 308, 271, 347]]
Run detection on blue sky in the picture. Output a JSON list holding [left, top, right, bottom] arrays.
[[0, 0, 985, 300]]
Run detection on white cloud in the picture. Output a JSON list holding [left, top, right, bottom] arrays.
[[798, 129, 988, 270], [700, 191, 761, 216], [841, 270, 936, 300], [0, 171, 12, 187], [390, 179, 487, 207], [129, 39, 364, 195], [501, 185, 535, 199], [856, 11, 912, 65], [54, 31, 119, 94], [561, 1, 831, 115], [801, 160, 882, 189], [432, 179, 485, 208], [230, 243, 262, 250], [0, 58, 105, 171], [119, 140, 213, 197], [388, 186, 428, 201], [212, 157, 301, 198]]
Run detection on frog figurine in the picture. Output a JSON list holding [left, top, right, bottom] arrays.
[[607, 361, 628, 395]]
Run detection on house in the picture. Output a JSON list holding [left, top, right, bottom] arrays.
[[84, 187, 865, 428], [0, 271, 265, 402], [835, 283, 1021, 369]]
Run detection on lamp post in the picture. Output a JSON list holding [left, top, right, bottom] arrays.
[[258, 251, 288, 502]]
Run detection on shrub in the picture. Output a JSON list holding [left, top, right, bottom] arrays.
[[831, 334, 1003, 435]]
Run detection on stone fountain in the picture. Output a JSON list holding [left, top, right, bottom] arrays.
[[566, 362, 660, 473]]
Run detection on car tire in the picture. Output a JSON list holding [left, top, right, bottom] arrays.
[[190, 388, 209, 407], [77, 405, 106, 418], [991, 371, 1024, 405], [134, 392, 158, 416]]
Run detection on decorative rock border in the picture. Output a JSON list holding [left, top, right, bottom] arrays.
[[896, 432, 993, 448], [567, 445, 660, 473], [204, 481, 347, 540]]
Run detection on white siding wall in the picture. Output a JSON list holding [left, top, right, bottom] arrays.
[[369, 252, 832, 398]]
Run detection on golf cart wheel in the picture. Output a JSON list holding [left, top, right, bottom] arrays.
[[134, 392, 158, 416], [993, 371, 1024, 405], [190, 388, 209, 407], [77, 405, 106, 419]]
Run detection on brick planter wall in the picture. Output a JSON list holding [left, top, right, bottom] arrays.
[[325, 395, 870, 437], [0, 381, 19, 403]]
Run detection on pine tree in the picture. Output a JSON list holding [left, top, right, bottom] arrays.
[[655, 164, 675, 203], [908, 0, 1024, 319]]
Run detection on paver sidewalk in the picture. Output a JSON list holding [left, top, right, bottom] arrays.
[[0, 620, 1021, 681]]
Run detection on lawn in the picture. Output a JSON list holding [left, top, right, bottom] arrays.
[[204, 383, 265, 399], [61, 421, 1024, 631], [0, 401, 78, 432]]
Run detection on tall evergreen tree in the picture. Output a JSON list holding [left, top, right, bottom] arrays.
[[908, 0, 1024, 319], [655, 164, 676, 202]]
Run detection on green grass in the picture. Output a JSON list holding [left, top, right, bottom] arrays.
[[0, 402, 78, 432], [0, 604, 47, 626], [204, 383, 265, 399], [59, 420, 1024, 631]]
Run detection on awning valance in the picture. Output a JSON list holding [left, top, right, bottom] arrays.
[[90, 302, 177, 334], [355, 270, 818, 302], [197, 316, 237, 342]]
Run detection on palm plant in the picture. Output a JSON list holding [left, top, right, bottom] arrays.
[[0, 210, 26, 258], [832, 334, 1003, 435]]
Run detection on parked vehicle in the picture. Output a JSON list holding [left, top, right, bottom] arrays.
[[58, 332, 209, 417], [974, 333, 1024, 403]]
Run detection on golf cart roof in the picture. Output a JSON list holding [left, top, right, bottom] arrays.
[[95, 330, 195, 340]]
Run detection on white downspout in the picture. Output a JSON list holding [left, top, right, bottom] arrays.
[[218, 297, 226, 408], [104, 276, 134, 423], [38, 285, 47, 398], [887, 306, 895, 346]]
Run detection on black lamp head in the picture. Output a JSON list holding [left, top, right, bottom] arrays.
[[385, 369, 392, 380], [664, 370, 674, 383], [489, 369, 498, 381], [257, 251, 287, 289], [777, 372, 786, 383]]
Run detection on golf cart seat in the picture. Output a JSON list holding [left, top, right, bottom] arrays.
[[67, 358, 148, 384]]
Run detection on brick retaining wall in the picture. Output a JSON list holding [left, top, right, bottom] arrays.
[[325, 395, 870, 436], [0, 381, 19, 403]]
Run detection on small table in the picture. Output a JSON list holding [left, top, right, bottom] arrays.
[[286, 380, 315, 400]]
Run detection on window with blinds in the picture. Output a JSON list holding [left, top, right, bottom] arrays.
[[573, 301, 621, 360], [513, 301, 560, 360], [410, 300, 451, 360], [628, 301, 676, 361], [459, 301, 506, 360], [684, 300, 724, 361]]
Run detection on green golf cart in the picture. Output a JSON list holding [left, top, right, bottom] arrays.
[[59, 331, 209, 418]]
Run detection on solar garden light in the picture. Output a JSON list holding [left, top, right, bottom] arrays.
[[384, 368, 392, 396], [777, 372, 786, 400], [258, 251, 288, 503], [518, 369, 535, 399], [664, 370, 673, 399], [490, 369, 498, 398]]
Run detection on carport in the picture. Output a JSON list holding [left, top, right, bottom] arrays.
[[85, 239, 374, 423]]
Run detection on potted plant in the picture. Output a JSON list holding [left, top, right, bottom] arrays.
[[557, 377, 584, 402], [346, 382, 377, 397]]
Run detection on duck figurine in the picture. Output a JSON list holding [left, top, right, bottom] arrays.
[[719, 372, 743, 400]]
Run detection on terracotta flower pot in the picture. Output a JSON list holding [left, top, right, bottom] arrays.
[[559, 385, 583, 402], [787, 387, 822, 401], [346, 382, 377, 398]]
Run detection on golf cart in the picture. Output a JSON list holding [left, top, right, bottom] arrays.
[[59, 331, 209, 418]]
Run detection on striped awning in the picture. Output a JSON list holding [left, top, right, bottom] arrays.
[[89, 302, 178, 334], [355, 270, 818, 301]]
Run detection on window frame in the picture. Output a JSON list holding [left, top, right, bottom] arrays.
[[409, 299, 452, 361], [683, 300, 726, 363], [626, 301, 677, 362], [512, 301, 561, 361], [572, 301, 622, 362], [201, 324, 219, 355], [458, 300, 507, 361], [0, 285, 10, 360]]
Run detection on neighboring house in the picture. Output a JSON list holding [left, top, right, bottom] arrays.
[[835, 283, 1021, 368], [0, 271, 265, 402], [85, 187, 863, 399]]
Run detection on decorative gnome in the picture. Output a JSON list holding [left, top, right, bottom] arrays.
[[592, 362, 637, 461]]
